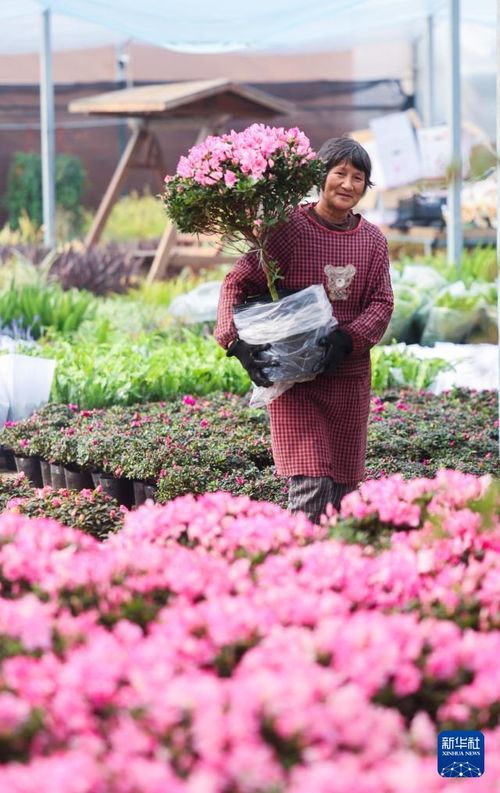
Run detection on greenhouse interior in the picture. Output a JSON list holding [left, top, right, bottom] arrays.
[[0, 1, 498, 791]]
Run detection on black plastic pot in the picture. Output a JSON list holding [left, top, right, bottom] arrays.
[[91, 472, 102, 488], [99, 475, 135, 508], [65, 467, 94, 491], [1, 445, 17, 472], [260, 330, 325, 381], [234, 287, 329, 383], [50, 463, 67, 490], [133, 480, 147, 507], [40, 459, 52, 488], [14, 455, 43, 488]]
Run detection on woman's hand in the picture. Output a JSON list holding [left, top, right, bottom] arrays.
[[226, 338, 277, 387], [318, 328, 353, 373]]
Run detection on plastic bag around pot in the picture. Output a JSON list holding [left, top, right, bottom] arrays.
[[234, 284, 337, 408]]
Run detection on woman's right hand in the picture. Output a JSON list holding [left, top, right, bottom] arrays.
[[226, 338, 276, 387]]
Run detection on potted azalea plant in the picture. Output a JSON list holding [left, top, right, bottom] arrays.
[[162, 124, 336, 402]]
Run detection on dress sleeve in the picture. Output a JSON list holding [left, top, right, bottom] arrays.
[[214, 216, 298, 350], [342, 235, 394, 355], [213, 251, 268, 349]]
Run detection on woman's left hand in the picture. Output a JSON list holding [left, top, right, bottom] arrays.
[[318, 328, 353, 373]]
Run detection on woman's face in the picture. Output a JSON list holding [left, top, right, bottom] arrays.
[[318, 159, 366, 220]]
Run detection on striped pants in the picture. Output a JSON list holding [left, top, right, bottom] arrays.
[[288, 475, 355, 524]]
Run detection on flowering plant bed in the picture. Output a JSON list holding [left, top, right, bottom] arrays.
[[0, 471, 498, 790], [1, 389, 498, 509], [163, 124, 323, 300], [366, 387, 498, 479]]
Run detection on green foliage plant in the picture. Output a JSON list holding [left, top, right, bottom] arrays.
[[370, 344, 452, 392], [0, 281, 96, 338], [394, 247, 497, 288], [33, 330, 250, 408], [82, 190, 169, 242], [128, 269, 226, 309], [19, 325, 452, 409], [0, 211, 44, 245], [5, 152, 85, 232], [444, 246, 497, 285]]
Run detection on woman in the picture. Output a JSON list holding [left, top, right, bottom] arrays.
[[215, 136, 394, 523]]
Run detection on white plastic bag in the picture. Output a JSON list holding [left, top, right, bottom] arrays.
[[0, 354, 56, 421], [234, 285, 337, 407]]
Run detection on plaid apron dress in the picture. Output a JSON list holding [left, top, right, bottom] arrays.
[[215, 204, 394, 485]]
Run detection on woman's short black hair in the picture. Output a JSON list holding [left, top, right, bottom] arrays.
[[316, 136, 374, 192]]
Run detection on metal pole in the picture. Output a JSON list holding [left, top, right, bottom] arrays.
[[423, 15, 435, 126], [115, 44, 128, 159], [446, 0, 463, 268], [496, 0, 499, 454], [40, 7, 56, 248]]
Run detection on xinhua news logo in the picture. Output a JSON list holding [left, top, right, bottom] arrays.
[[437, 731, 484, 778]]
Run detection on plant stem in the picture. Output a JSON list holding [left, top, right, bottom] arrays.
[[245, 231, 280, 302], [259, 249, 280, 301]]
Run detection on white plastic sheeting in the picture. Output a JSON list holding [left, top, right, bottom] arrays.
[[0, 354, 56, 421], [168, 281, 222, 323], [387, 342, 499, 394], [0, 0, 494, 54]]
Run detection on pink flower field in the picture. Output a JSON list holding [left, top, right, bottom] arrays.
[[0, 470, 498, 792]]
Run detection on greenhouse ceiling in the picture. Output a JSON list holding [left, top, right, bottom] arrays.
[[0, 0, 495, 54]]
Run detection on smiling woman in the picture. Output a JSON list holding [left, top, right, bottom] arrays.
[[313, 136, 374, 227], [215, 135, 394, 524]]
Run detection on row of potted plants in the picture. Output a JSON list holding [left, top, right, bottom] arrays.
[[0, 395, 277, 507], [1, 388, 498, 511], [0, 472, 122, 540]]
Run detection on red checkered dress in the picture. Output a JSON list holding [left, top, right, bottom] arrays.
[[214, 204, 394, 484]]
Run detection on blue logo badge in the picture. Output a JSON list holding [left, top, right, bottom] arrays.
[[438, 731, 484, 777]]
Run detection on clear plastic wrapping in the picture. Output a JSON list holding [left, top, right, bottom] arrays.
[[234, 285, 337, 407]]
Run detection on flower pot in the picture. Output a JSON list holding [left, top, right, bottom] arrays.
[[99, 475, 135, 508], [1, 445, 17, 472], [14, 455, 43, 488], [234, 285, 336, 405], [91, 472, 102, 488], [133, 480, 147, 507], [144, 483, 158, 502], [40, 459, 52, 488], [64, 467, 94, 491], [50, 463, 67, 490]]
